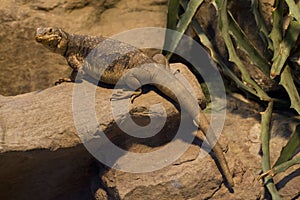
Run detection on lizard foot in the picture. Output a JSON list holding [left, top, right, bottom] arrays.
[[111, 88, 142, 103], [54, 78, 74, 85]]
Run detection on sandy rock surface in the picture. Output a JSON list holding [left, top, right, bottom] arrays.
[[0, 0, 167, 96]]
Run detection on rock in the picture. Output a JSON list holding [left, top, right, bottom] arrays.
[[0, 64, 202, 151], [99, 145, 223, 200], [1, 70, 299, 198], [0, 145, 96, 200], [0, 63, 214, 199], [0, 0, 168, 96]]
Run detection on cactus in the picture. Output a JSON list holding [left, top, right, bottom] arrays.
[[165, 0, 300, 198]]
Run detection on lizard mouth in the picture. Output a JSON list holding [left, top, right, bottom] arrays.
[[35, 34, 61, 46], [35, 36, 43, 42]]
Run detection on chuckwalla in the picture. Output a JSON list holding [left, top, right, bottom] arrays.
[[35, 27, 234, 187]]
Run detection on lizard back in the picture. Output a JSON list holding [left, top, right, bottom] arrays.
[[82, 37, 154, 85]]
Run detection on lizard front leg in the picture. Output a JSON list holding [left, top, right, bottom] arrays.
[[55, 54, 82, 85]]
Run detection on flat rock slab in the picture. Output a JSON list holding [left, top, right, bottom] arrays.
[[0, 63, 204, 152]]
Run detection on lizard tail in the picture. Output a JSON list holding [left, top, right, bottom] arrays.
[[196, 114, 235, 188], [153, 71, 234, 188]]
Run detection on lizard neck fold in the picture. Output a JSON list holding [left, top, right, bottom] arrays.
[[56, 29, 69, 56], [62, 32, 69, 57]]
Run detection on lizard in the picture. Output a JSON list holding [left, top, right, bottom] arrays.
[[35, 27, 234, 187]]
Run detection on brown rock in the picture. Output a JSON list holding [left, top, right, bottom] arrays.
[[100, 146, 223, 200], [1, 0, 299, 199], [1, 74, 299, 199], [0, 63, 214, 199]]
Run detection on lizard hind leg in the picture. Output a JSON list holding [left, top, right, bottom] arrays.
[[110, 69, 144, 103], [112, 68, 147, 103], [152, 54, 169, 68], [152, 54, 180, 76], [110, 88, 142, 103]]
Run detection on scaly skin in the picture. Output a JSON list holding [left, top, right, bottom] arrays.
[[35, 27, 234, 187]]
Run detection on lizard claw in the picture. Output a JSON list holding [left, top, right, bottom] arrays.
[[129, 88, 142, 103], [222, 144, 229, 153], [173, 69, 180, 75]]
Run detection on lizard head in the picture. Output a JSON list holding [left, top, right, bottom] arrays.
[[35, 27, 68, 55]]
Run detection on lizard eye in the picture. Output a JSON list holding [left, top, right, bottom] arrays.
[[48, 28, 53, 34]]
